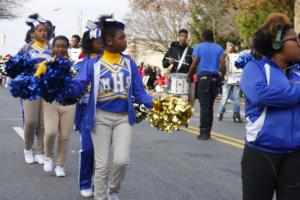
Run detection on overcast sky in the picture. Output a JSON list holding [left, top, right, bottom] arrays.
[[0, 0, 130, 54]]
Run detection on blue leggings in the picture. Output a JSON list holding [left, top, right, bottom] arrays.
[[77, 103, 94, 190], [79, 124, 94, 190]]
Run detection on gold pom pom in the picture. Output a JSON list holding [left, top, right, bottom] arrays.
[[147, 97, 193, 132]]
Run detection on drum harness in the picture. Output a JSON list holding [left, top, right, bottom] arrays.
[[176, 47, 189, 73]]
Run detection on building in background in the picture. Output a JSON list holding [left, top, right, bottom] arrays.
[[127, 37, 170, 74]]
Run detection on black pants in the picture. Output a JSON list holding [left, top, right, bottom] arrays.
[[242, 146, 300, 200], [197, 76, 219, 132]]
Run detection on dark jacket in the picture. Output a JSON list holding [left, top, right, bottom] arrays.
[[162, 42, 193, 74]]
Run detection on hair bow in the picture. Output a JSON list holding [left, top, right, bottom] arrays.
[[85, 20, 101, 39], [26, 15, 47, 28]]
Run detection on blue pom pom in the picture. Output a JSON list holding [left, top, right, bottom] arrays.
[[39, 57, 74, 103], [235, 54, 254, 69], [5, 53, 35, 79], [9, 73, 41, 100]]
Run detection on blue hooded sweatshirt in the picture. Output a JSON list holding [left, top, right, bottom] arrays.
[[240, 57, 300, 153]]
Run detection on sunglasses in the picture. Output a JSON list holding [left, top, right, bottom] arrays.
[[282, 36, 298, 43]]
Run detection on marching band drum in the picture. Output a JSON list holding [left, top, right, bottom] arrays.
[[154, 56, 190, 100], [167, 73, 189, 95]]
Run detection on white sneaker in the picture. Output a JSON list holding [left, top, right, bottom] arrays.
[[80, 188, 93, 198], [34, 154, 45, 165], [24, 149, 34, 164], [43, 157, 53, 172], [55, 165, 66, 177]]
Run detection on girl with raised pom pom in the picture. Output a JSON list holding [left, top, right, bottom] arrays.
[[35, 36, 76, 177], [19, 13, 51, 165]]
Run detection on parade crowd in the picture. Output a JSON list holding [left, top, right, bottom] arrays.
[[2, 10, 300, 200]]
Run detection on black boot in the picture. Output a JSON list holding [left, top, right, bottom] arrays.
[[233, 114, 243, 123], [218, 113, 223, 121], [197, 128, 211, 140]]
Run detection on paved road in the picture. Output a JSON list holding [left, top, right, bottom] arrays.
[[0, 87, 245, 200]]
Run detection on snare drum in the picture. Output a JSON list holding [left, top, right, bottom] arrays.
[[168, 73, 189, 95]]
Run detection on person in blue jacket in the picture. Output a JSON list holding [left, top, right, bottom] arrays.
[[74, 21, 104, 198], [68, 16, 154, 200], [240, 13, 300, 200]]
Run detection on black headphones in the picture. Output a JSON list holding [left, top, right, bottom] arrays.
[[272, 28, 283, 50]]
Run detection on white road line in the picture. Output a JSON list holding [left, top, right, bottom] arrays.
[[13, 127, 24, 140]]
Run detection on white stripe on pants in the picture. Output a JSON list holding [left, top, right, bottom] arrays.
[[92, 109, 133, 200]]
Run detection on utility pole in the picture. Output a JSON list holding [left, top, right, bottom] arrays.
[[78, 10, 83, 36], [0, 33, 6, 46]]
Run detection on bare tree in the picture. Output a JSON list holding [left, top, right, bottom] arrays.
[[124, 0, 190, 53], [189, 0, 240, 45], [0, 0, 24, 20]]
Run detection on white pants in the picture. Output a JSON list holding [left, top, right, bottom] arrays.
[[92, 109, 133, 200]]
